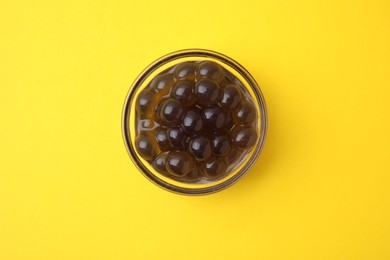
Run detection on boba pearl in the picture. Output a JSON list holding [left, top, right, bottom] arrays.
[[154, 127, 170, 151], [173, 80, 195, 105], [181, 110, 203, 134], [231, 127, 258, 149], [225, 148, 244, 166], [202, 157, 227, 179], [224, 113, 234, 131], [234, 101, 257, 125], [152, 152, 169, 175], [212, 135, 231, 157], [198, 61, 224, 82], [166, 151, 194, 177], [195, 79, 220, 106], [135, 134, 160, 161], [203, 107, 226, 130], [159, 98, 183, 124], [189, 136, 212, 161], [167, 127, 186, 150], [135, 89, 160, 117], [150, 73, 173, 96], [174, 62, 196, 81], [220, 84, 241, 110]]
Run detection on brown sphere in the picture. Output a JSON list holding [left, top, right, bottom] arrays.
[[166, 151, 194, 177]]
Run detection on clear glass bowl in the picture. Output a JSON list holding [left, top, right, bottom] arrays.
[[122, 49, 267, 195]]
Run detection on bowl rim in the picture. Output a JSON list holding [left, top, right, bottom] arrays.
[[122, 49, 268, 195]]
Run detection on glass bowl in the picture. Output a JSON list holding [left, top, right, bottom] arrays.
[[122, 49, 267, 195]]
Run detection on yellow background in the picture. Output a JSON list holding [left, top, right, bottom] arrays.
[[1, 0, 389, 259]]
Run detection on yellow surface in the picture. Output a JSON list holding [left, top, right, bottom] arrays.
[[1, 0, 389, 259]]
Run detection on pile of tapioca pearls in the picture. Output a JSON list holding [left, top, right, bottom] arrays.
[[135, 60, 258, 182]]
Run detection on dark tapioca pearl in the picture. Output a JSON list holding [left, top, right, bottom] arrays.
[[231, 127, 258, 149], [234, 101, 257, 125], [172, 80, 195, 105], [197, 61, 224, 82], [166, 151, 194, 177], [135, 89, 160, 117], [225, 148, 244, 166], [154, 127, 170, 151], [202, 157, 227, 179], [167, 127, 186, 150], [174, 62, 196, 81], [159, 98, 183, 124], [219, 84, 241, 110], [203, 107, 226, 130], [135, 134, 160, 161], [195, 79, 220, 106], [185, 167, 202, 180], [224, 113, 234, 131], [150, 73, 173, 96], [212, 135, 231, 157], [181, 110, 203, 134], [189, 136, 211, 161], [152, 152, 169, 175]]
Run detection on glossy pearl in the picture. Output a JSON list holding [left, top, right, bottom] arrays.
[[159, 98, 183, 123], [135, 134, 160, 161], [231, 127, 257, 149], [173, 80, 195, 105], [203, 107, 226, 129], [195, 79, 220, 106], [167, 127, 186, 150], [220, 84, 241, 110], [189, 136, 211, 161], [202, 157, 227, 179], [154, 127, 170, 151], [150, 73, 173, 96], [234, 101, 257, 125], [174, 62, 196, 81], [181, 110, 203, 134], [166, 151, 194, 177], [197, 61, 224, 82], [135, 89, 159, 117], [212, 135, 231, 156], [152, 152, 169, 175]]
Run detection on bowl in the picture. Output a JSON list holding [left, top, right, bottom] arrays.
[[122, 49, 267, 195]]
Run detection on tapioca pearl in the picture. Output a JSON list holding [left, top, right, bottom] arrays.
[[189, 136, 211, 161], [212, 135, 231, 157], [135, 134, 161, 161], [234, 101, 257, 125], [181, 110, 203, 134], [225, 148, 245, 166], [135, 89, 160, 117], [166, 151, 194, 177], [174, 62, 196, 81], [219, 84, 241, 110], [159, 98, 183, 124], [195, 79, 220, 106], [154, 127, 170, 151], [231, 127, 258, 149], [167, 127, 187, 150], [197, 61, 225, 82], [150, 73, 173, 96], [202, 157, 227, 179], [224, 113, 234, 131], [152, 152, 169, 175], [203, 107, 226, 130], [172, 80, 195, 105]]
